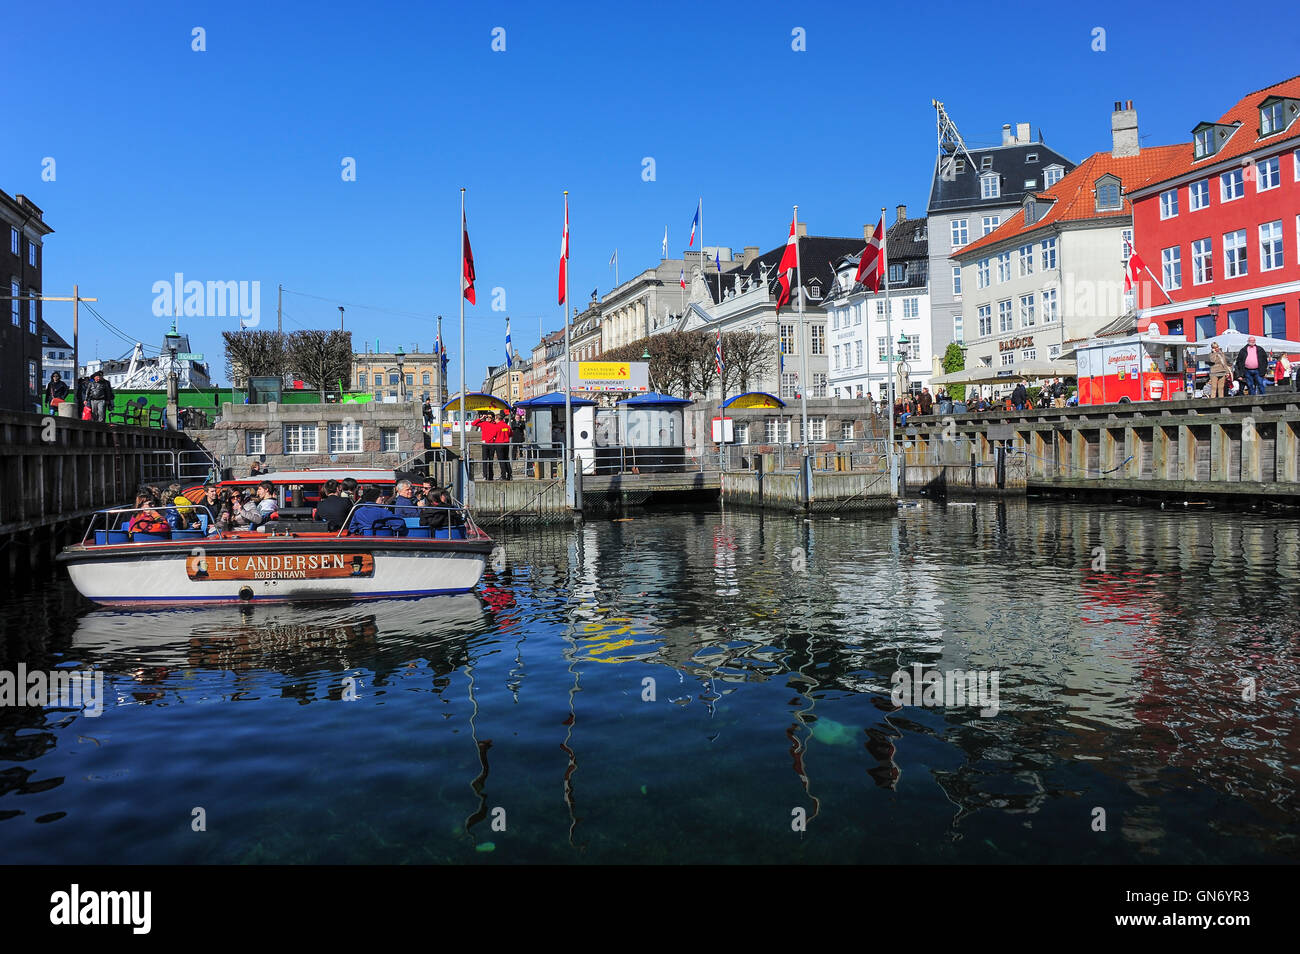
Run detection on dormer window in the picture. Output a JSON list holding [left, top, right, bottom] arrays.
[[980, 173, 1000, 199], [807, 279, 822, 300], [1259, 96, 1298, 137], [1095, 174, 1122, 211], [1043, 164, 1064, 187], [889, 263, 906, 283], [954, 158, 966, 174], [980, 155, 993, 170], [1024, 199, 1039, 225], [1192, 121, 1238, 160], [1194, 127, 1216, 158], [1026, 152, 1039, 163]]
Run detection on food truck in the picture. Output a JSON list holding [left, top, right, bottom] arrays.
[[1074, 331, 1194, 405]]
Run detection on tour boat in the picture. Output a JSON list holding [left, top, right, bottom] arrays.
[[56, 503, 494, 607]]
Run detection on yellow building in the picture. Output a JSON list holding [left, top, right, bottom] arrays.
[[351, 351, 445, 403]]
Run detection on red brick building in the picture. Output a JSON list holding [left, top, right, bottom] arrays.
[[1130, 76, 1300, 344]]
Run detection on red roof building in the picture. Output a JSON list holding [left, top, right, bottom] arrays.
[[1128, 76, 1300, 343]]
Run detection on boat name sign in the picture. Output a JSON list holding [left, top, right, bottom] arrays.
[[187, 552, 375, 580]]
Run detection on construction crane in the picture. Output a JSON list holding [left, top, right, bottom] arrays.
[[932, 99, 979, 182]]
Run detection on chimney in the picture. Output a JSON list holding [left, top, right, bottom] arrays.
[[796, 221, 807, 238], [864, 223, 873, 240], [896, 204, 907, 223], [1001, 124, 1013, 146], [742, 246, 760, 267], [1111, 99, 1139, 158], [1016, 122, 1031, 143]]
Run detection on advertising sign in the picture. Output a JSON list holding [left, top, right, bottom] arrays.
[[569, 361, 649, 392]]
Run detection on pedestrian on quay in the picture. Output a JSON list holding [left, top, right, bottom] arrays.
[[86, 370, 114, 423], [1204, 342, 1233, 398], [918, 388, 933, 416], [1235, 336, 1269, 395], [44, 372, 69, 409], [469, 410, 498, 480], [1011, 381, 1028, 411], [1273, 352, 1292, 391], [510, 410, 525, 461]]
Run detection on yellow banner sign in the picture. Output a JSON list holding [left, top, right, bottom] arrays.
[[578, 362, 631, 380], [187, 552, 375, 581]]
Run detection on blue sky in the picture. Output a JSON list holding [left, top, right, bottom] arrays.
[[7, 0, 1297, 384]]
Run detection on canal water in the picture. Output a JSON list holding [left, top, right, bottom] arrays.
[[1, 500, 1296, 864]]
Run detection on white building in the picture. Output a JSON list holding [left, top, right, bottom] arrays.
[[823, 209, 932, 402]]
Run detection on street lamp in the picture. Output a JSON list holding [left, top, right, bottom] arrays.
[[396, 345, 406, 402], [164, 320, 182, 424], [1208, 295, 1221, 330]]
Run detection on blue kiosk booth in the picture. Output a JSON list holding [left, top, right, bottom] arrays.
[[610, 392, 693, 474]]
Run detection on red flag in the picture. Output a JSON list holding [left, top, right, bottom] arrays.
[[558, 195, 569, 305], [1124, 239, 1147, 293], [856, 214, 885, 292], [462, 214, 476, 305], [775, 213, 798, 315]]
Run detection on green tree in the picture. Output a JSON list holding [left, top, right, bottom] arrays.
[[941, 342, 966, 401]]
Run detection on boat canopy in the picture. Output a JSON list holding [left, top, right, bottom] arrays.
[[515, 392, 596, 408], [721, 391, 784, 409], [617, 392, 692, 407], [442, 392, 510, 413]]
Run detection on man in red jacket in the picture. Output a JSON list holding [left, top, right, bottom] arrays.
[[469, 412, 499, 480], [491, 411, 513, 481]]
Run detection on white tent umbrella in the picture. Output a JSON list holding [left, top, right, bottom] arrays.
[[932, 360, 1075, 387], [1188, 330, 1300, 354]]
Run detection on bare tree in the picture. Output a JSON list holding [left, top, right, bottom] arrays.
[[724, 330, 776, 393], [287, 330, 353, 400], [222, 330, 287, 387]]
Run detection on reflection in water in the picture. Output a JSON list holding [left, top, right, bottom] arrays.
[[1, 501, 1298, 863]]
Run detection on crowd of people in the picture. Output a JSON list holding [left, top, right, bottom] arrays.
[[468, 409, 525, 481], [43, 369, 115, 422]]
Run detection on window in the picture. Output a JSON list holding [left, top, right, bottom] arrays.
[[1048, 345, 1060, 358], [1194, 127, 1216, 159], [27, 242, 36, 267], [1220, 168, 1244, 201], [977, 259, 990, 289], [10, 280, 18, 327], [381, 428, 399, 452], [1019, 294, 1035, 327], [1224, 229, 1248, 278], [28, 360, 37, 396], [780, 323, 796, 355], [998, 299, 1013, 332], [284, 424, 318, 454], [889, 263, 906, 282], [902, 298, 918, 318], [1261, 220, 1284, 271], [245, 431, 265, 454], [765, 417, 791, 443], [1255, 155, 1281, 192], [953, 158, 966, 174], [1263, 303, 1287, 338], [1190, 238, 1214, 285], [422, 372, 431, 385], [1121, 229, 1133, 264], [1295, 149, 1300, 181], [1044, 165, 1064, 187], [1160, 189, 1179, 219], [1188, 179, 1209, 211], [841, 421, 855, 441], [1026, 153, 1039, 163], [733, 423, 749, 445], [1018, 244, 1034, 277], [996, 252, 1011, 283], [982, 215, 1001, 236], [901, 335, 920, 361], [1195, 314, 1217, 339], [405, 373, 414, 388], [8, 228, 17, 255], [1024, 180, 1036, 189], [328, 422, 362, 453], [808, 417, 826, 441], [854, 305, 862, 325], [1227, 309, 1249, 333], [855, 341, 864, 367], [1162, 247, 1182, 289], [831, 311, 839, 331], [1024, 200, 1037, 225], [832, 344, 840, 370], [876, 301, 885, 318], [27, 290, 36, 334], [978, 304, 992, 336], [980, 174, 1000, 199], [876, 337, 888, 361], [1261, 101, 1286, 136], [779, 374, 798, 399], [953, 313, 963, 343], [951, 219, 968, 248], [811, 325, 825, 354], [388, 372, 399, 386], [952, 265, 962, 296], [1040, 238, 1057, 270], [1021, 349, 1036, 361], [980, 155, 993, 171], [1001, 352, 1015, 366], [1095, 176, 1121, 211], [357, 372, 367, 388]]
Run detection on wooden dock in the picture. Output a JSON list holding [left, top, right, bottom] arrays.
[[899, 391, 1300, 503]]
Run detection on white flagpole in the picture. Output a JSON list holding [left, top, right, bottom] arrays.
[[563, 192, 574, 508], [698, 196, 704, 305], [882, 206, 896, 494], [793, 204, 809, 450], [459, 188, 468, 491]]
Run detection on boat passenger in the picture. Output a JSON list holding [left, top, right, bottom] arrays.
[[347, 487, 399, 535], [392, 479, 420, 517], [340, 477, 360, 501], [314, 479, 353, 532], [127, 493, 170, 537], [253, 480, 279, 532], [169, 481, 201, 529]]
